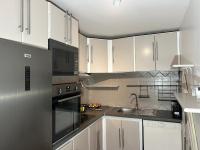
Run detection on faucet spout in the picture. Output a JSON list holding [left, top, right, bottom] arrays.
[[129, 93, 139, 110]]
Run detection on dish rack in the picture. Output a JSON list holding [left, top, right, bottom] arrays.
[[127, 71, 181, 101], [157, 85, 180, 101], [157, 76, 180, 102]]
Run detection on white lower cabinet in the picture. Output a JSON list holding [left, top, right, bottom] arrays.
[[74, 128, 89, 150], [104, 117, 143, 150], [57, 117, 182, 150], [143, 120, 182, 150], [57, 141, 73, 150], [89, 118, 103, 150]]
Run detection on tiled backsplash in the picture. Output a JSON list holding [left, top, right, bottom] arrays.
[[81, 71, 180, 111]]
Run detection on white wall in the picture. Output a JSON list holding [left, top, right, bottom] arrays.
[[81, 72, 179, 110], [180, 0, 200, 76], [180, 0, 200, 147]]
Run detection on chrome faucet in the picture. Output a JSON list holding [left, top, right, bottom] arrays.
[[129, 93, 139, 110]]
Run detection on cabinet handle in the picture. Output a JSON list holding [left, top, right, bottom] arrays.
[[156, 41, 158, 60], [91, 46, 93, 63], [86, 45, 89, 63], [64, 13, 67, 42], [184, 137, 186, 150], [97, 130, 100, 150], [122, 128, 125, 149], [112, 46, 115, 64], [26, 0, 31, 34], [119, 128, 121, 148], [152, 42, 155, 61], [70, 13, 72, 44], [19, 0, 24, 32]]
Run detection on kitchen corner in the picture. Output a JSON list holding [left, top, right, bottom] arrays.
[[53, 105, 181, 149]]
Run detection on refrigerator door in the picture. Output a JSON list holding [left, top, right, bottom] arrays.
[[0, 39, 52, 150]]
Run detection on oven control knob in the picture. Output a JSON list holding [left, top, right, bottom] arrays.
[[58, 88, 62, 95], [75, 86, 78, 91], [66, 86, 70, 91]]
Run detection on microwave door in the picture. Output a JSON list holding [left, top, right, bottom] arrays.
[[53, 48, 74, 75]]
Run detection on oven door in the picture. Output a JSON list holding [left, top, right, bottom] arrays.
[[52, 94, 81, 143]]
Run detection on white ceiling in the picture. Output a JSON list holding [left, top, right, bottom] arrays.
[[51, 0, 190, 38]]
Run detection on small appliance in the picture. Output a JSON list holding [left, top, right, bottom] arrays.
[[171, 101, 182, 119], [49, 39, 78, 76]]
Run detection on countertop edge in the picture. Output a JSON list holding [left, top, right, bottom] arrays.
[[175, 93, 200, 113]]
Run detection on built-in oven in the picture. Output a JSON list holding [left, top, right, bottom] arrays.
[[52, 82, 81, 143], [48, 39, 78, 76]]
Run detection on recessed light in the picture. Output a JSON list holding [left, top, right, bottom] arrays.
[[113, 0, 122, 7]]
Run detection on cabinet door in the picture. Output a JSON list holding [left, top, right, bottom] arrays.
[[112, 37, 134, 72], [143, 120, 182, 150], [0, 0, 21, 42], [90, 38, 108, 73], [90, 119, 103, 150], [74, 128, 89, 150], [135, 35, 155, 71], [71, 18, 79, 48], [48, 3, 65, 44], [155, 32, 178, 71], [58, 141, 73, 150], [106, 118, 121, 150], [22, 0, 48, 48], [79, 34, 88, 73], [122, 119, 142, 150]]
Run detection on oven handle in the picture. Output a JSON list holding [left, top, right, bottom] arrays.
[[57, 95, 81, 103]]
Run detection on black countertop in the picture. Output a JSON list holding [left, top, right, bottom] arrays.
[[53, 106, 181, 149]]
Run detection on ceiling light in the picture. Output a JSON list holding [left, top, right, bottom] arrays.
[[113, 0, 122, 7]]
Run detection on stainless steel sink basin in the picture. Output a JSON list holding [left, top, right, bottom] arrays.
[[138, 109, 157, 116], [117, 108, 157, 116], [117, 108, 137, 113]]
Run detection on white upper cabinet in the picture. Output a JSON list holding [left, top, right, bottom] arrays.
[[112, 37, 134, 72], [22, 0, 48, 48], [0, 0, 22, 42], [79, 34, 88, 73], [0, 0, 48, 48], [89, 38, 108, 73], [71, 18, 79, 48], [135, 32, 178, 71], [155, 32, 178, 71], [79, 32, 178, 73], [65, 14, 79, 48], [48, 3, 79, 48], [135, 35, 155, 71], [48, 3, 65, 43]]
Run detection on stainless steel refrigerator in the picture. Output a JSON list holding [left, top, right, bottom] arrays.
[[0, 39, 52, 150]]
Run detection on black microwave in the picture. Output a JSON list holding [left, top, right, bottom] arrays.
[[48, 39, 78, 76]]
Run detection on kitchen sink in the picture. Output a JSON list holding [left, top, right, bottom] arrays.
[[117, 108, 157, 116], [117, 108, 137, 113]]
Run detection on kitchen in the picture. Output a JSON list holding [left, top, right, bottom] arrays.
[[0, 0, 200, 150]]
